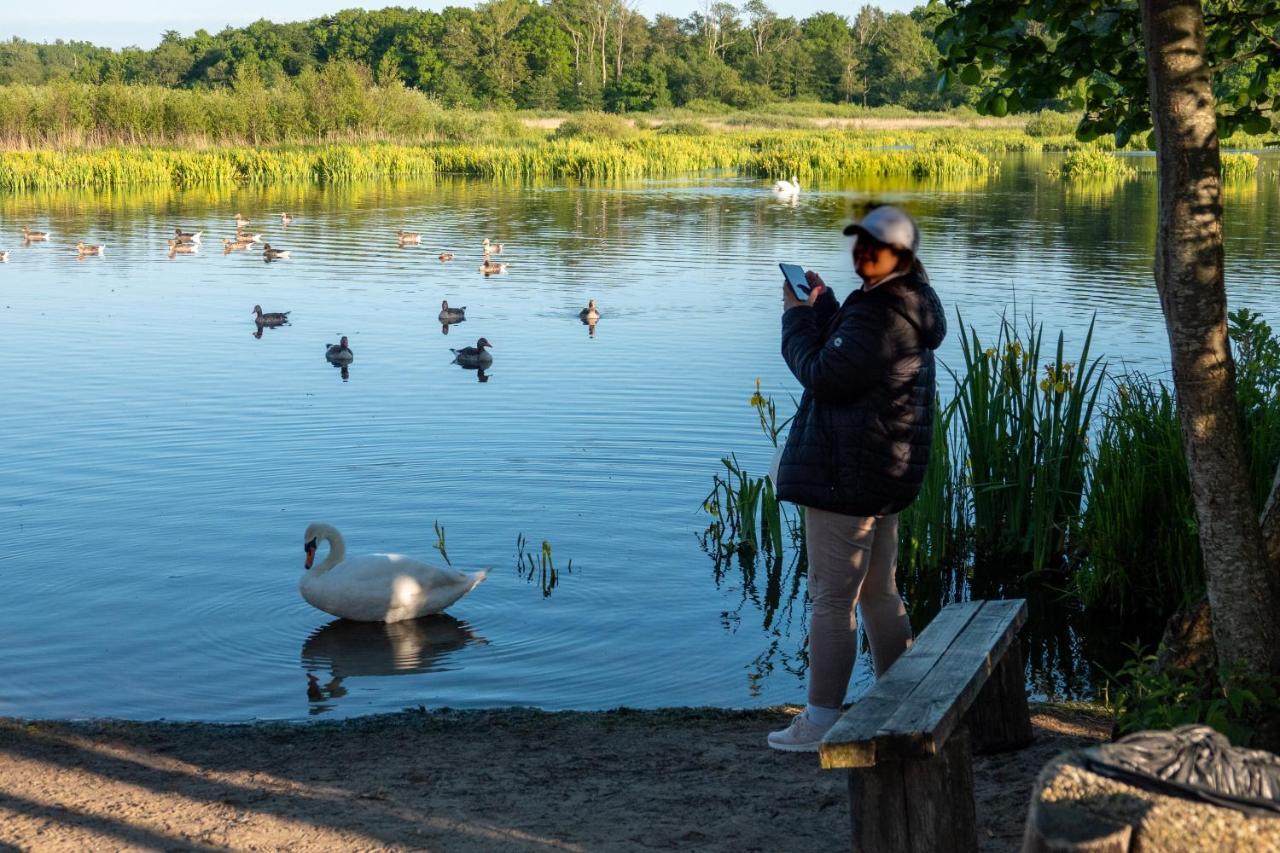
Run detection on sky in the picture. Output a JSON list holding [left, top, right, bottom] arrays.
[[2, 0, 920, 49]]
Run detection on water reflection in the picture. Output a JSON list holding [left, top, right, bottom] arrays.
[[301, 615, 481, 712]]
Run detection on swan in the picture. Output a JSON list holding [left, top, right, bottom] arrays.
[[579, 299, 600, 321], [451, 337, 493, 367], [263, 243, 290, 261], [772, 176, 801, 196], [0, 251, 8, 262], [253, 305, 290, 326], [76, 241, 105, 256], [439, 300, 466, 323], [22, 226, 49, 242], [326, 336, 353, 363], [301, 523, 488, 622]]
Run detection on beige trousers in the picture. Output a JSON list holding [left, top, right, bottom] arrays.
[[804, 506, 913, 708]]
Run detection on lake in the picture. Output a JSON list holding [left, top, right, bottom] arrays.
[[2, 154, 1277, 720]]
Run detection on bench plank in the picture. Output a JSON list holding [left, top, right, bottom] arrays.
[[877, 599, 1027, 760], [819, 601, 981, 769]]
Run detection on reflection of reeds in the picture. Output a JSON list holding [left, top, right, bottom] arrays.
[[433, 520, 451, 567], [515, 533, 571, 598]]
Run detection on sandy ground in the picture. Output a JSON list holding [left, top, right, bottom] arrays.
[[522, 115, 1024, 132], [0, 704, 1109, 852]]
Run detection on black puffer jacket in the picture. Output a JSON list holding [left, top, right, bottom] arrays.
[[777, 268, 946, 516]]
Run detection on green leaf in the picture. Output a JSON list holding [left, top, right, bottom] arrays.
[[960, 64, 982, 85], [1114, 125, 1131, 148], [990, 94, 1009, 117], [1069, 94, 1085, 110], [1243, 114, 1272, 135], [1088, 83, 1113, 102]]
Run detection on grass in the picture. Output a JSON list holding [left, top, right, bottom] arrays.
[[952, 315, 1106, 574], [0, 131, 1003, 190], [1049, 147, 1138, 180]]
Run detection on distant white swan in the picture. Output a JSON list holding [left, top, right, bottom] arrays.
[[301, 523, 488, 622], [772, 176, 801, 196]]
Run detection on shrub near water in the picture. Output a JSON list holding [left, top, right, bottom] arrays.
[[1050, 147, 1138, 180]]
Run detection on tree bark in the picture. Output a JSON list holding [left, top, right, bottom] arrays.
[[1263, 463, 1280, 566], [1140, 0, 1278, 675]]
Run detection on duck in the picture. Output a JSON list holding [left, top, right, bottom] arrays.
[[223, 237, 254, 253], [439, 300, 466, 323], [579, 299, 600, 321], [235, 230, 265, 243], [481, 238, 503, 254], [438, 252, 454, 262], [397, 230, 422, 245], [262, 243, 290, 261], [479, 255, 507, 275], [22, 226, 49, 242], [326, 336, 354, 363], [234, 213, 251, 228], [281, 212, 295, 225], [301, 522, 488, 622], [451, 337, 493, 367], [174, 227, 201, 244], [772, 176, 801, 196], [0, 250, 8, 262], [253, 305, 290, 326], [167, 239, 198, 255], [76, 241, 105, 256]]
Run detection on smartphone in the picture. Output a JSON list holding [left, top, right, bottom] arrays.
[[779, 263, 811, 300]]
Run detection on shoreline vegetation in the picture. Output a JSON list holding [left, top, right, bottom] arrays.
[[0, 84, 1270, 191]]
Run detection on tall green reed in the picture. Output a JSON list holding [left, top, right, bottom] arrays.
[[951, 314, 1105, 574]]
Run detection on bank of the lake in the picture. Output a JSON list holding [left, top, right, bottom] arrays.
[[0, 703, 1109, 852]]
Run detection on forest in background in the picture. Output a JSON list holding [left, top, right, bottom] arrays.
[[0, 2, 977, 113]]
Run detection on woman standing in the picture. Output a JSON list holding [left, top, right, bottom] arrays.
[[768, 205, 946, 752]]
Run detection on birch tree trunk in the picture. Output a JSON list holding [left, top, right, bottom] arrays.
[[1141, 0, 1279, 675]]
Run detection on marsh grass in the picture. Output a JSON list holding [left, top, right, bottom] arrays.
[[953, 315, 1105, 574], [1050, 147, 1138, 180], [515, 533, 571, 598]]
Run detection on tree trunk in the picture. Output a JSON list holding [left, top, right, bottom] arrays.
[[1140, 0, 1278, 676]]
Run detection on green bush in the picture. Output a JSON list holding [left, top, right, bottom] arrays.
[[1111, 651, 1280, 746], [657, 119, 712, 136], [553, 112, 636, 141], [1024, 110, 1079, 137], [724, 113, 815, 129]]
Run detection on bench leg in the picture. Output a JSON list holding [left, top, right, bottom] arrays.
[[966, 639, 1034, 754], [847, 726, 977, 853]]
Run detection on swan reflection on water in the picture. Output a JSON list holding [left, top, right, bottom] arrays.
[[301, 614, 482, 710]]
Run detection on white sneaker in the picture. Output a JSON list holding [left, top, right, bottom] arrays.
[[767, 711, 832, 753]]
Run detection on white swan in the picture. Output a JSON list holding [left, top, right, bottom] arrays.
[[772, 175, 801, 196], [301, 523, 488, 622]]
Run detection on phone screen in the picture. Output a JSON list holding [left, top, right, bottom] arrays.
[[779, 263, 811, 300]]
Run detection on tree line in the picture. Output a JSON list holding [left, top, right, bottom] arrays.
[[0, 1, 971, 112]]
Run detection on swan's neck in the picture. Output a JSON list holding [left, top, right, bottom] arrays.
[[312, 525, 346, 576]]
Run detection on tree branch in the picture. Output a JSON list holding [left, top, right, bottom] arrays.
[[1263, 460, 1280, 565]]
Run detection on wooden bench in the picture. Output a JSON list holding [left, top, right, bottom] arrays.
[[819, 599, 1033, 853]]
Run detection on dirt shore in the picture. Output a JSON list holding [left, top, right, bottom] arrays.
[[0, 704, 1108, 852]]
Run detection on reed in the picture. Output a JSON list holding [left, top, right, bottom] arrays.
[[1221, 152, 1260, 182], [515, 533, 571, 598], [951, 314, 1106, 574], [1049, 147, 1137, 180]]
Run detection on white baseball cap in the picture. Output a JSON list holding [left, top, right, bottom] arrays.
[[842, 205, 919, 255]]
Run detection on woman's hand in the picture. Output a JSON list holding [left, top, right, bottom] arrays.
[[783, 271, 826, 311]]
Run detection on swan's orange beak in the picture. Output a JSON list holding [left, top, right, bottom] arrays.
[[304, 538, 317, 570]]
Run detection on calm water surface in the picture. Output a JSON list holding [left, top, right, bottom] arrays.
[[2, 156, 1277, 720]]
